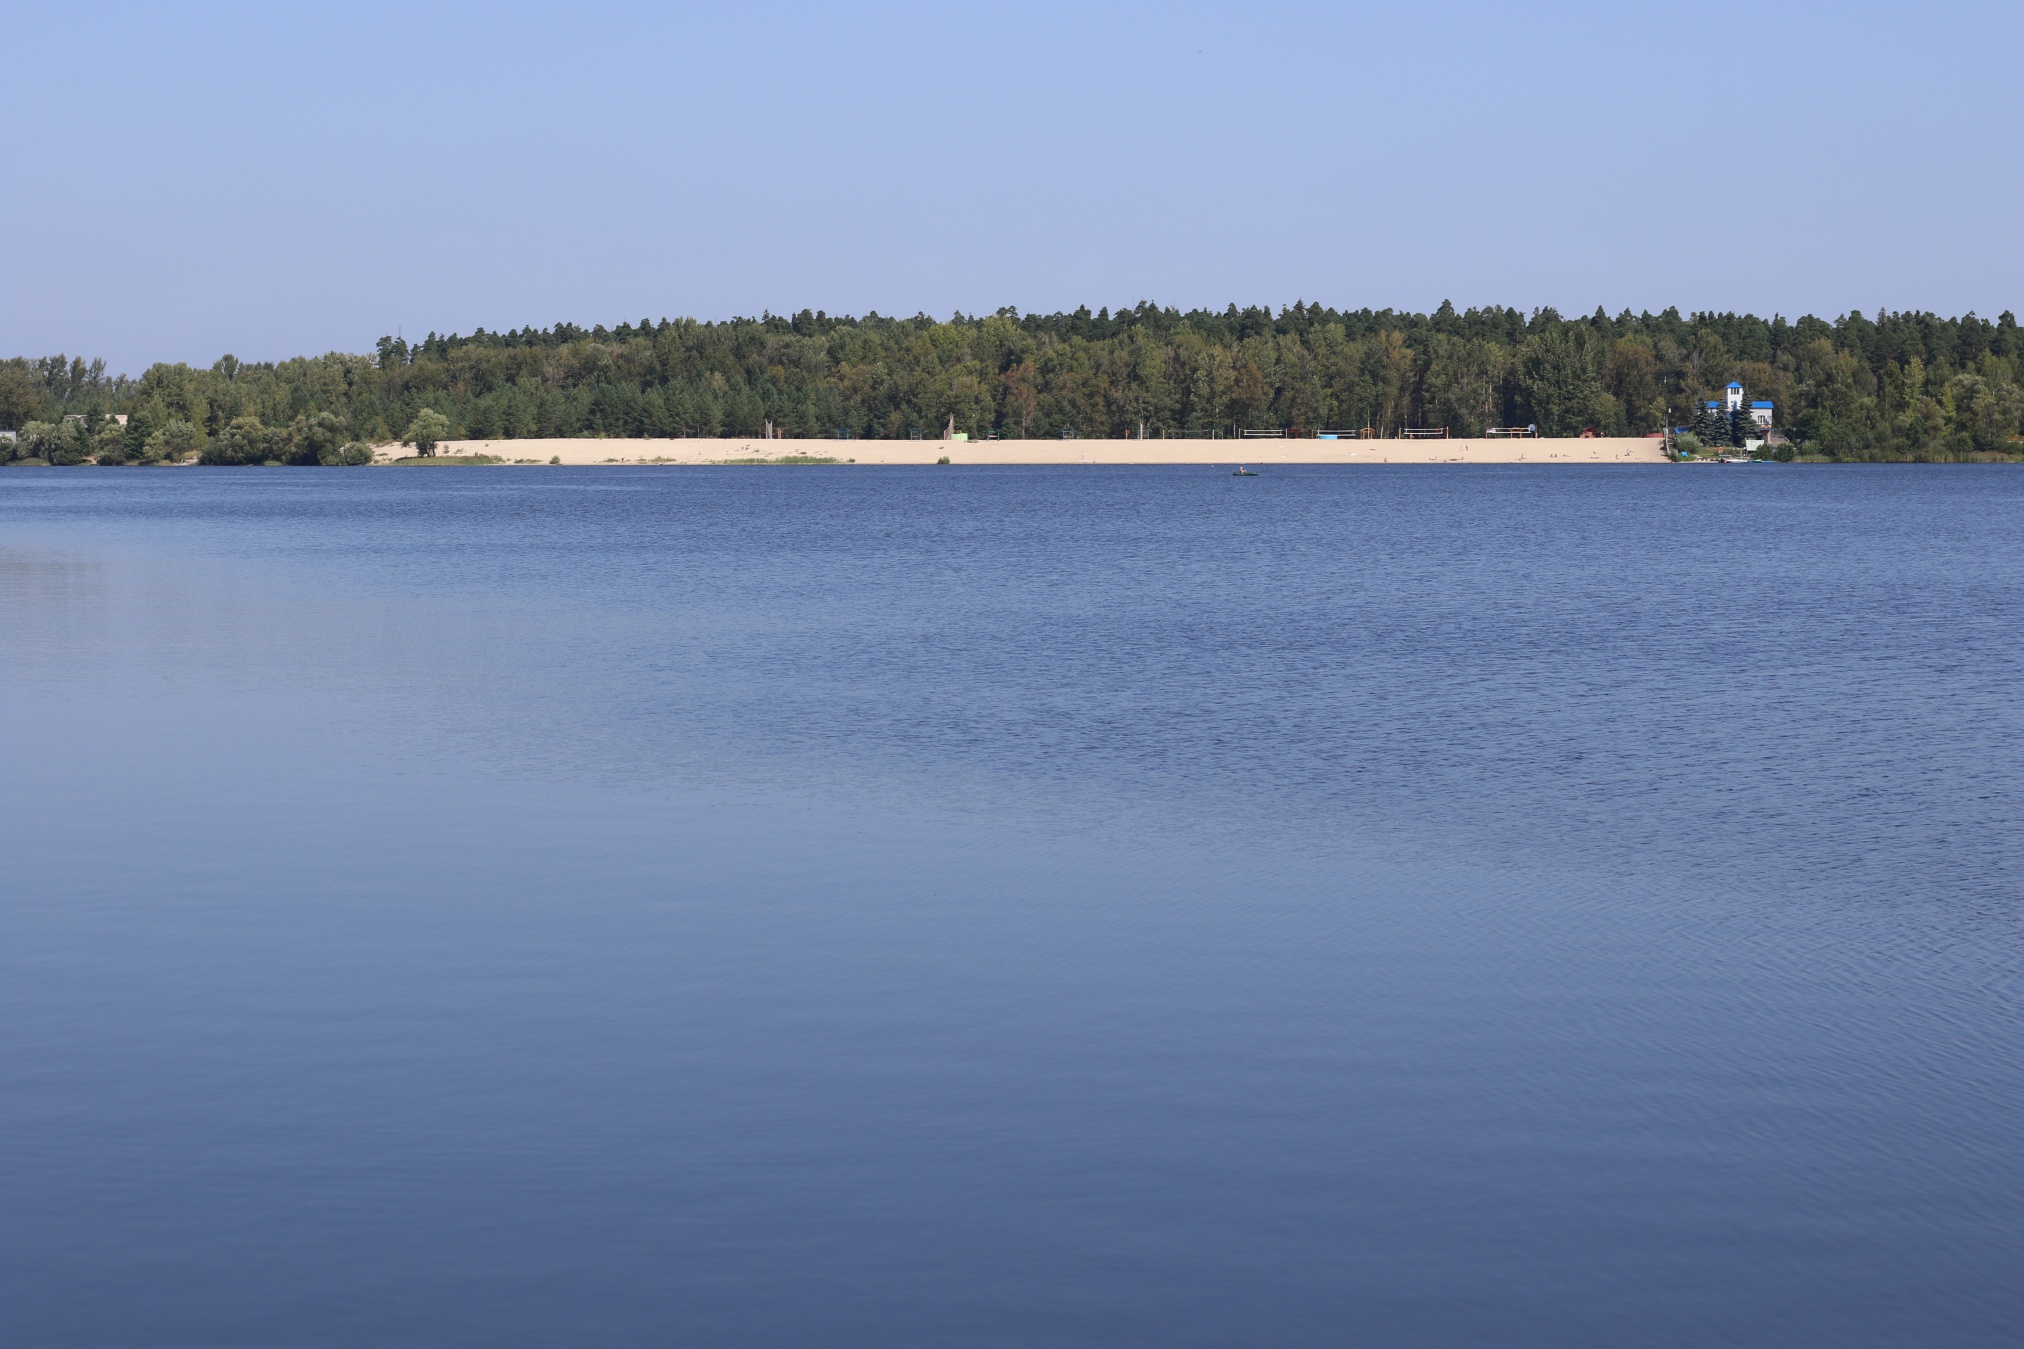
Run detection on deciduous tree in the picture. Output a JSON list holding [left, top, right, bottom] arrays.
[[404, 408, 451, 457]]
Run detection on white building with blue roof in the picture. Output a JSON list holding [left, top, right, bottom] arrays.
[[1710, 381, 1775, 430]]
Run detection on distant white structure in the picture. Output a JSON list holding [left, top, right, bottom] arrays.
[[1717, 381, 1775, 430]]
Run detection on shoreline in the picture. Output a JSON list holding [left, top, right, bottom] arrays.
[[384, 436, 1673, 466]]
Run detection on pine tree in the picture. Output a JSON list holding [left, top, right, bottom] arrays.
[[1729, 405, 1755, 448], [1691, 403, 1727, 446]]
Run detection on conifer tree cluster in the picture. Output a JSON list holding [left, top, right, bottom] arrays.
[[5, 303, 2020, 462]]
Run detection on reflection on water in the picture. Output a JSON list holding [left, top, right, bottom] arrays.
[[2, 466, 2020, 1348]]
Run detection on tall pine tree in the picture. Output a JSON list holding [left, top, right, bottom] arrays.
[[1691, 403, 1728, 446]]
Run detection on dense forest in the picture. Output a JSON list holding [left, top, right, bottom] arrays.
[[4, 303, 2021, 464]]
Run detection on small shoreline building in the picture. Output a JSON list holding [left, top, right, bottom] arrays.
[[1681, 382, 1778, 455], [1701, 382, 1775, 438], [1714, 382, 1775, 431]]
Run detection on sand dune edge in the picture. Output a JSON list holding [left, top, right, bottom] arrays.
[[380, 437, 1673, 466]]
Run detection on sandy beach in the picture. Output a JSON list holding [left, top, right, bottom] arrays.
[[383, 436, 1672, 466]]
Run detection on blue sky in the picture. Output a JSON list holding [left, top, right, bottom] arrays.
[[3, 0, 2017, 371]]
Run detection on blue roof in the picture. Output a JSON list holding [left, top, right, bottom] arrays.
[[1751, 401, 1774, 408], [1726, 381, 1744, 388]]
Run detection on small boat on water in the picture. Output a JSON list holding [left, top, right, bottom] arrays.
[[1232, 467, 1259, 476]]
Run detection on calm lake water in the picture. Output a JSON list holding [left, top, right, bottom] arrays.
[[3, 465, 2020, 1348]]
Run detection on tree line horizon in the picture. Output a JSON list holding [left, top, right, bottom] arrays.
[[4, 301, 2021, 464]]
